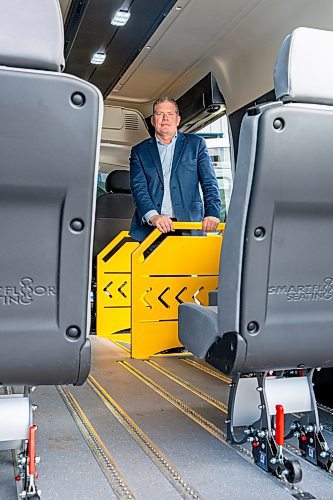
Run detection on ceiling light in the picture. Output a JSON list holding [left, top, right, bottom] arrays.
[[91, 52, 106, 65], [111, 10, 131, 26]]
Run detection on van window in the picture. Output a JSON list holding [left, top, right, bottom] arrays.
[[97, 172, 107, 197], [196, 115, 233, 222]]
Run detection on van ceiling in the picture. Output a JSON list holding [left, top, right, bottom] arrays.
[[63, 0, 333, 115], [63, 0, 177, 97]]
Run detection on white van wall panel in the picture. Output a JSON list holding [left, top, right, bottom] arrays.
[[100, 106, 149, 168]]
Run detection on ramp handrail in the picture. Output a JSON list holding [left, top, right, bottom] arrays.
[[133, 222, 225, 258]]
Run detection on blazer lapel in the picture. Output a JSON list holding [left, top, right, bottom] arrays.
[[147, 138, 163, 183], [171, 132, 187, 173]]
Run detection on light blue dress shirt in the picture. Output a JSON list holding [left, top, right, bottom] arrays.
[[144, 133, 177, 224]]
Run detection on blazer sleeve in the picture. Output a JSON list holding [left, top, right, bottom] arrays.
[[197, 138, 222, 219], [130, 146, 157, 219]]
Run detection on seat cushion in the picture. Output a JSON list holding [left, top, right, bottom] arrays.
[[178, 304, 219, 358]]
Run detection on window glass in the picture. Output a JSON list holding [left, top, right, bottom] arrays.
[[97, 172, 108, 197], [196, 115, 233, 222]]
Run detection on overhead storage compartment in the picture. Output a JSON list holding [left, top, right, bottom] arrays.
[[177, 73, 226, 132]]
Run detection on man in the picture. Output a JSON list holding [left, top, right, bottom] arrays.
[[129, 97, 221, 242]]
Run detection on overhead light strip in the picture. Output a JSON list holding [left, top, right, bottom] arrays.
[[91, 51, 106, 65], [111, 9, 131, 26]]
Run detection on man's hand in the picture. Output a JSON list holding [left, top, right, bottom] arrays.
[[150, 214, 174, 233], [202, 216, 220, 232]]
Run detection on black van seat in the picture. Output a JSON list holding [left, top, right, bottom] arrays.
[[179, 26, 333, 375], [0, 0, 102, 386], [179, 27, 333, 472], [93, 169, 135, 257]]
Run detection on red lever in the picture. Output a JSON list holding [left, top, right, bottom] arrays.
[[275, 404, 284, 446], [28, 425, 37, 476]]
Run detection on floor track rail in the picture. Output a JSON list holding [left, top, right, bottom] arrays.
[[56, 385, 136, 500], [118, 360, 232, 444], [87, 375, 202, 500], [181, 358, 231, 383], [145, 360, 228, 414], [118, 360, 317, 498], [318, 403, 333, 433]]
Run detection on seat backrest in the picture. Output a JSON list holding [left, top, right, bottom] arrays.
[[210, 27, 333, 375], [0, 0, 103, 385], [93, 169, 135, 257]]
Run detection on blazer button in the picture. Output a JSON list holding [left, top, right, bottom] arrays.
[[160, 187, 164, 191], [157, 203, 161, 207]]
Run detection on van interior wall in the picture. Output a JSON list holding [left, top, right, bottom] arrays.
[[99, 105, 149, 171]]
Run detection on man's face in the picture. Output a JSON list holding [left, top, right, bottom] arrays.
[[151, 101, 181, 138]]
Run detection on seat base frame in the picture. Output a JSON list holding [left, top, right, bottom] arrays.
[[226, 370, 333, 476]]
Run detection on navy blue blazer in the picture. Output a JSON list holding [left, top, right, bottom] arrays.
[[129, 131, 221, 242]]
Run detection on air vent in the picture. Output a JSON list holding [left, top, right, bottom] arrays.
[[124, 112, 139, 131]]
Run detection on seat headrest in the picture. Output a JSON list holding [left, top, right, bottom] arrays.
[[0, 0, 65, 72], [274, 27, 333, 105], [105, 170, 131, 193]]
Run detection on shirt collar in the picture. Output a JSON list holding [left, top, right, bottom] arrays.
[[156, 132, 177, 146]]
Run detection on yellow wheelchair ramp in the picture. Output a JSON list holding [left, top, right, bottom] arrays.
[[97, 231, 139, 341], [131, 222, 224, 358]]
